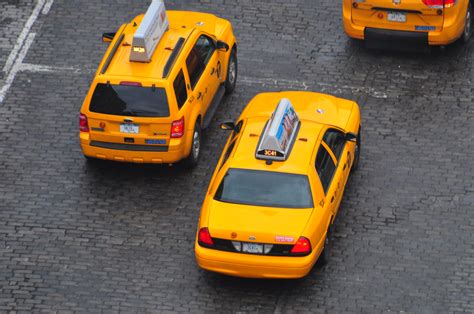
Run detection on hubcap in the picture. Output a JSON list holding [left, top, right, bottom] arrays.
[[192, 131, 200, 159], [228, 59, 236, 85]]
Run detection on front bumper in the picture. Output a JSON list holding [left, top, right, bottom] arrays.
[[194, 237, 324, 279]]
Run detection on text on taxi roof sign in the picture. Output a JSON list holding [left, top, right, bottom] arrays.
[[130, 0, 169, 63], [256, 98, 300, 161]]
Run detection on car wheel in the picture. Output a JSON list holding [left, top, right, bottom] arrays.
[[462, 2, 472, 44], [224, 48, 237, 95], [318, 224, 334, 266], [183, 122, 201, 169], [351, 128, 361, 172]]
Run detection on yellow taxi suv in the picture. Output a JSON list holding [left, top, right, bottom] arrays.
[[195, 92, 361, 279], [343, 0, 472, 49], [79, 0, 237, 167]]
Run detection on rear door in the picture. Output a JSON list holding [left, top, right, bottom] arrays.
[[352, 0, 444, 32], [87, 82, 172, 148]]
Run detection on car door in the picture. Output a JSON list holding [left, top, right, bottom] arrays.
[[322, 129, 351, 213], [185, 34, 220, 116], [315, 142, 338, 217]]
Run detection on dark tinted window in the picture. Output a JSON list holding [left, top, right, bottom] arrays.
[[323, 129, 346, 161], [315, 145, 336, 193], [173, 70, 187, 109], [220, 140, 236, 169], [89, 83, 169, 117], [214, 169, 313, 208], [186, 36, 215, 88]]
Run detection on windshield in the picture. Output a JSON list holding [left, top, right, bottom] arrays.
[[214, 168, 313, 209], [89, 83, 170, 117]]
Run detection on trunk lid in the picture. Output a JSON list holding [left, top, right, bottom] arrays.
[[352, 0, 444, 32], [207, 200, 313, 244]]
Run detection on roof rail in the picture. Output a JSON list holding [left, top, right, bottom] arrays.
[[256, 98, 300, 162], [100, 33, 125, 75], [162, 38, 185, 78]]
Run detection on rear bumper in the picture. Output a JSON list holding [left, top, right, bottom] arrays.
[[365, 28, 429, 52], [194, 237, 324, 279], [80, 133, 188, 164]]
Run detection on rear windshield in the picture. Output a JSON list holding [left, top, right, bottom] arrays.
[[214, 168, 313, 209], [89, 83, 170, 117]]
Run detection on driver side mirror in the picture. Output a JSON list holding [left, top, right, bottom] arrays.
[[102, 32, 116, 43], [219, 121, 235, 131], [345, 132, 358, 142], [216, 40, 229, 52]]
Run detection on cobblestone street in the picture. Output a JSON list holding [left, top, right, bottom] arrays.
[[0, 0, 473, 312]]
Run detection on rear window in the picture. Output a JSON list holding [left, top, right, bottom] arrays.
[[89, 83, 170, 117], [214, 168, 313, 209]]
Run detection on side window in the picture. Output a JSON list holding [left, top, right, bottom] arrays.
[[315, 144, 336, 194], [186, 35, 215, 89], [173, 70, 188, 110], [323, 129, 346, 162]]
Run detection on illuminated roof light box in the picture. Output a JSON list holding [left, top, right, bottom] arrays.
[[256, 98, 300, 161], [130, 0, 169, 63]]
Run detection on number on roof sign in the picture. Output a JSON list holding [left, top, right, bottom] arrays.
[[264, 150, 277, 157]]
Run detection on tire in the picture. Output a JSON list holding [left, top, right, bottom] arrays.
[[462, 2, 472, 44], [224, 48, 237, 95], [182, 122, 201, 169], [318, 224, 334, 266], [351, 128, 361, 172]]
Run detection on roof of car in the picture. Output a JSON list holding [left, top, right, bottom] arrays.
[[102, 11, 219, 81], [226, 91, 356, 175]]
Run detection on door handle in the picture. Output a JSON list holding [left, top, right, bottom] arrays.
[[210, 68, 215, 75], [343, 163, 347, 171], [331, 196, 335, 203], [197, 92, 202, 100]]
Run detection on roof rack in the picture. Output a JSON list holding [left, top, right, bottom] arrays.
[[130, 0, 169, 63], [256, 98, 300, 162]]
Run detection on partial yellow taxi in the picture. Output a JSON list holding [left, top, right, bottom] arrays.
[[79, 0, 237, 167], [195, 92, 361, 279], [343, 0, 472, 48]]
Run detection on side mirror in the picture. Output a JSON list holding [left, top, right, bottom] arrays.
[[216, 41, 229, 52], [219, 121, 235, 131], [345, 132, 358, 142], [102, 32, 116, 43]]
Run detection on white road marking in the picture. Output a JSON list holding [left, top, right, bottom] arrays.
[[0, 33, 37, 103], [3, 0, 46, 74], [20, 63, 84, 74], [42, 0, 54, 15]]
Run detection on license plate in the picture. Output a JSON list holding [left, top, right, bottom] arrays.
[[242, 243, 264, 254], [120, 124, 139, 134], [387, 12, 406, 23]]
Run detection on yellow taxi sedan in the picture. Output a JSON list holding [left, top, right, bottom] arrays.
[[343, 0, 472, 48], [194, 92, 361, 279]]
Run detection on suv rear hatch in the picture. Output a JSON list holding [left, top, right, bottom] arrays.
[[352, 0, 445, 32], [86, 82, 173, 151]]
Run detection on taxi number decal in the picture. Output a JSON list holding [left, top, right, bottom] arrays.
[[264, 150, 277, 157], [133, 47, 145, 53]]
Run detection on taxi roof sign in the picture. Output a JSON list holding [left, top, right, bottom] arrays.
[[256, 98, 300, 162], [130, 0, 169, 63]]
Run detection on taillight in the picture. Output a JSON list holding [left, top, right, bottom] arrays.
[[290, 237, 312, 256], [79, 113, 89, 132], [171, 117, 185, 138], [422, 0, 456, 8], [198, 227, 214, 247]]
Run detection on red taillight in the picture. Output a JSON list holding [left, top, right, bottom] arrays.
[[290, 237, 312, 256], [198, 227, 214, 247], [422, 0, 456, 8], [171, 117, 185, 138], [79, 113, 89, 132]]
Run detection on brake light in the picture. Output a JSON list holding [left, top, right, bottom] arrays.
[[198, 227, 214, 247], [290, 237, 312, 256], [79, 113, 89, 132], [171, 117, 185, 138], [120, 81, 142, 87], [422, 0, 456, 8]]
